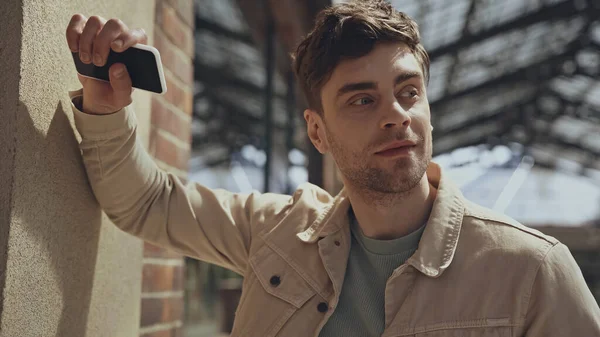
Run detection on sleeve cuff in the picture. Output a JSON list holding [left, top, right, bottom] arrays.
[[69, 88, 137, 140]]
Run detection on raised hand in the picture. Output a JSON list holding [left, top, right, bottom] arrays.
[[65, 14, 148, 114]]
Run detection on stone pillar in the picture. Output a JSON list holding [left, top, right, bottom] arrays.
[[0, 0, 154, 336]]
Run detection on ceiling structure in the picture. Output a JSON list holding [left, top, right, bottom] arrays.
[[391, 0, 600, 178], [190, 0, 330, 192], [191, 0, 600, 182], [191, 0, 326, 170]]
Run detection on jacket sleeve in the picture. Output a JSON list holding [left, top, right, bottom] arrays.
[[70, 90, 294, 276], [524, 242, 600, 336]]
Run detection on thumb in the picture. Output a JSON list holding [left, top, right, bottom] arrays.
[[109, 63, 133, 107]]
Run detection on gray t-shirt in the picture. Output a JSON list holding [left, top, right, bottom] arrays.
[[318, 216, 426, 337]]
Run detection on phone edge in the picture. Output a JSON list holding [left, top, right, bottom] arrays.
[[73, 44, 168, 95], [133, 43, 168, 95]]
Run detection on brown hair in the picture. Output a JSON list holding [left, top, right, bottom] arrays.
[[292, 0, 430, 113]]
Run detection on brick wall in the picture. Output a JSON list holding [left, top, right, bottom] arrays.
[[140, 0, 194, 336]]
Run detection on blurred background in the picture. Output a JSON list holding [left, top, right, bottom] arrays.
[[180, 0, 600, 335], [3, 0, 598, 335]]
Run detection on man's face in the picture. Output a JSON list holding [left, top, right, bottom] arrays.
[[309, 42, 432, 194]]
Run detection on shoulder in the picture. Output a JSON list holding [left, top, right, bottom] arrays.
[[249, 182, 335, 231], [254, 182, 334, 214], [459, 198, 560, 264], [462, 198, 558, 246], [451, 199, 568, 306]]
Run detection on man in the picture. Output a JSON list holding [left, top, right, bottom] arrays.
[[65, 1, 600, 336]]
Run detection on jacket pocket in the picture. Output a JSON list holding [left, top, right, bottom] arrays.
[[230, 245, 316, 337], [414, 327, 512, 337], [385, 319, 513, 337]]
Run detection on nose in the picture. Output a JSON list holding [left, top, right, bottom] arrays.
[[379, 100, 411, 130]]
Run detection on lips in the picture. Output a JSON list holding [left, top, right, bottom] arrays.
[[375, 140, 416, 154]]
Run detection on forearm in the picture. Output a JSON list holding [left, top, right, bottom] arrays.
[[70, 90, 253, 274]]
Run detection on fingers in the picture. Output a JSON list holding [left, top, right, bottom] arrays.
[[111, 28, 148, 52], [109, 63, 133, 107], [67, 13, 148, 67], [93, 18, 128, 66], [79, 15, 106, 64], [66, 14, 87, 52]]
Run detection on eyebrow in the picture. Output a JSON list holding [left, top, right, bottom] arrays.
[[336, 71, 422, 98]]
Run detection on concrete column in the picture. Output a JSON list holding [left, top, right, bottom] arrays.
[[0, 0, 155, 336]]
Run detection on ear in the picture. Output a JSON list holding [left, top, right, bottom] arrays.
[[304, 109, 329, 154]]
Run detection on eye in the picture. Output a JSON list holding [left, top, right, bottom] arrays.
[[399, 86, 419, 99], [350, 97, 374, 106]]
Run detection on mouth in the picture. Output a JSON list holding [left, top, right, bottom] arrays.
[[374, 141, 416, 157]]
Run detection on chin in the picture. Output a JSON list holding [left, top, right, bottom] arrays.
[[391, 156, 418, 169], [396, 159, 429, 180]]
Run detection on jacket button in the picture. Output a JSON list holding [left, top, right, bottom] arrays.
[[269, 275, 281, 287], [317, 302, 328, 313]]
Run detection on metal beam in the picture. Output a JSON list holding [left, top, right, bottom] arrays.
[[427, 0, 594, 60], [228, 0, 333, 188], [433, 134, 491, 157], [432, 92, 600, 161], [263, 3, 275, 193], [434, 131, 600, 175], [194, 94, 290, 130], [546, 84, 600, 121], [193, 64, 285, 102], [441, 0, 477, 97], [194, 15, 254, 45], [285, 69, 296, 194], [432, 99, 530, 140], [234, 0, 302, 81], [430, 40, 583, 110], [529, 122, 600, 158]]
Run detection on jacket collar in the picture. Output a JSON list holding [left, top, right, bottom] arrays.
[[295, 187, 351, 243], [406, 163, 465, 278], [296, 162, 465, 278]]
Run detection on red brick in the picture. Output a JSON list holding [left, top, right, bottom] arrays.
[[172, 327, 182, 337], [164, 73, 193, 116], [144, 242, 182, 258], [153, 28, 194, 87], [173, 58, 194, 90], [140, 329, 181, 337], [151, 97, 191, 143], [140, 297, 184, 327], [156, 1, 194, 58], [142, 264, 184, 292], [167, 0, 195, 28], [149, 129, 190, 171], [153, 28, 176, 75], [141, 330, 170, 337], [183, 89, 193, 118]]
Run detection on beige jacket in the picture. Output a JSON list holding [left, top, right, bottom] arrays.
[[70, 90, 600, 337]]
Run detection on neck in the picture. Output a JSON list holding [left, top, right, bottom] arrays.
[[346, 173, 437, 240]]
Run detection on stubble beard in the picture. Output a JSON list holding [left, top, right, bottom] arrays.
[[327, 131, 431, 203]]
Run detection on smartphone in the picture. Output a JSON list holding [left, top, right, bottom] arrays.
[[71, 43, 167, 94]]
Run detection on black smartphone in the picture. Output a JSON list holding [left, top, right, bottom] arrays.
[[71, 44, 167, 94]]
